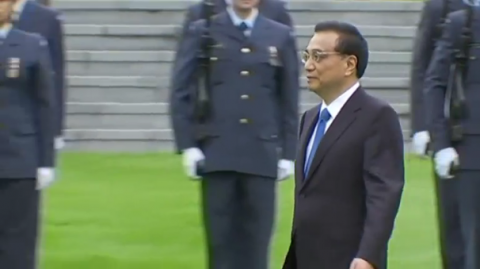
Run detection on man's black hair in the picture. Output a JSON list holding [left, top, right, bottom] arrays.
[[314, 21, 369, 78]]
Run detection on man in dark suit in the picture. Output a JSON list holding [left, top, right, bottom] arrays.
[[282, 21, 405, 269], [409, 0, 467, 268], [170, 0, 299, 268], [0, 0, 55, 268], [12, 0, 65, 151]]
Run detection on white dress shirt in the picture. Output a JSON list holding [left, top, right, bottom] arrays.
[[305, 82, 360, 163]]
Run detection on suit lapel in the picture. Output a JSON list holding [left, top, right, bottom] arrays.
[[249, 15, 271, 42], [295, 105, 320, 184], [300, 88, 365, 192]]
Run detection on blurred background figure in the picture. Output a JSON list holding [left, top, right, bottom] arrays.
[[169, 0, 299, 267], [12, 0, 65, 151], [0, 0, 56, 268], [409, 0, 468, 268]]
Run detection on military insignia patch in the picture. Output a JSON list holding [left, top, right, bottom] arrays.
[[268, 46, 281, 66], [6, 57, 20, 78]]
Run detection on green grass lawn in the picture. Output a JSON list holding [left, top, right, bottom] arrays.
[[40, 153, 440, 269]]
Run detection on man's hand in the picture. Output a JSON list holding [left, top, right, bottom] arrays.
[[350, 258, 374, 269], [182, 147, 205, 179], [434, 147, 459, 179], [411, 131, 430, 156], [277, 159, 294, 181], [37, 167, 56, 190], [55, 136, 65, 150]]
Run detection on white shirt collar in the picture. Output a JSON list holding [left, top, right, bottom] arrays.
[[320, 81, 360, 119], [226, 7, 258, 29]]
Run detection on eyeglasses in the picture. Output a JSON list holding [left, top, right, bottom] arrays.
[[301, 51, 342, 64]]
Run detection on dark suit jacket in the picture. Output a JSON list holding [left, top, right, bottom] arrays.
[[283, 87, 405, 269], [14, 1, 65, 137]]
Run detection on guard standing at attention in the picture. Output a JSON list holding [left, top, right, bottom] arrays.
[[178, 0, 293, 39], [12, 0, 65, 151], [169, 0, 299, 267], [410, 0, 467, 268], [0, 0, 55, 268], [424, 1, 480, 268]]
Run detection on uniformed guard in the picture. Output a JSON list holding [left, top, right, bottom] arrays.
[[169, 0, 299, 267], [424, 1, 480, 268], [178, 0, 293, 40], [12, 0, 65, 151], [0, 0, 55, 268], [410, 0, 468, 268]]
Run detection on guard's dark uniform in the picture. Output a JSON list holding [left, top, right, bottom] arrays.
[[13, 0, 65, 139], [170, 12, 299, 269], [179, 0, 293, 38], [410, 1, 466, 268], [0, 28, 55, 269], [425, 7, 480, 269]]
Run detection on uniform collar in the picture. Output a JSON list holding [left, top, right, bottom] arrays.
[[226, 7, 258, 29], [12, 0, 28, 20], [0, 23, 12, 39]]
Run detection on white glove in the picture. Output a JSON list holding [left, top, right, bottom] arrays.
[[182, 147, 205, 179], [277, 159, 294, 181], [412, 131, 430, 156], [55, 136, 65, 150], [434, 147, 459, 179], [37, 167, 56, 190]]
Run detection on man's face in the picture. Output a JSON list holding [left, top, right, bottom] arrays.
[[232, 0, 260, 11], [0, 0, 13, 24], [303, 31, 354, 94]]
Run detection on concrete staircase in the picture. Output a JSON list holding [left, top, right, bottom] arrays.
[[53, 0, 423, 151]]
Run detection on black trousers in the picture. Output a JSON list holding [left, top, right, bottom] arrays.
[[435, 171, 480, 269], [434, 176, 464, 269], [0, 178, 39, 269], [201, 172, 276, 269]]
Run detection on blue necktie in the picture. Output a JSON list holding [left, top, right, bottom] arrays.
[[238, 22, 248, 32], [304, 109, 331, 176]]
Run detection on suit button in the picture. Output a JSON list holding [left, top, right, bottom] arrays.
[[239, 118, 249, 124], [210, 57, 218, 61], [240, 70, 249, 76], [241, 94, 249, 100], [241, 47, 251, 53]]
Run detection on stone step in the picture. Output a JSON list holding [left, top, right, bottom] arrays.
[[63, 24, 416, 52], [65, 50, 412, 77], [68, 82, 410, 104], [54, 1, 423, 26], [64, 102, 411, 130], [65, 75, 409, 91]]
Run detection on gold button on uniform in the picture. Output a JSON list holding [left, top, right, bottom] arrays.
[[239, 118, 249, 124], [241, 94, 249, 100], [240, 70, 249, 76], [241, 48, 250, 53]]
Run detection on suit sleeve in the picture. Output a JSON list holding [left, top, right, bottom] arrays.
[[169, 23, 202, 153], [34, 38, 55, 167], [424, 13, 463, 153], [410, 0, 439, 134], [48, 12, 66, 137], [178, 6, 198, 42], [357, 105, 405, 268], [278, 31, 300, 160]]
